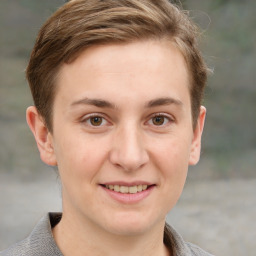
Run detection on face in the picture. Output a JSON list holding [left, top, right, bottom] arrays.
[[28, 40, 205, 236]]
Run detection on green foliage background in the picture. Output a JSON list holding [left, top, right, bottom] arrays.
[[0, 0, 255, 179]]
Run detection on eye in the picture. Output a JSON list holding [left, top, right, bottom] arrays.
[[81, 114, 108, 127], [152, 116, 166, 126], [89, 116, 104, 126], [148, 114, 173, 127]]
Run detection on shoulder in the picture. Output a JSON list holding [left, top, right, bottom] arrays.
[[1, 238, 35, 256], [164, 223, 215, 256], [1, 213, 63, 256], [186, 242, 215, 256]]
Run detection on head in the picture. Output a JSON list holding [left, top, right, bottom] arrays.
[[26, 0, 208, 133], [26, 0, 208, 239]]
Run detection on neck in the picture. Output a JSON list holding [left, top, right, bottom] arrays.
[[52, 211, 170, 256]]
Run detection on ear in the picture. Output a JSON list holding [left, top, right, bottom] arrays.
[[26, 106, 57, 166], [189, 106, 206, 166]]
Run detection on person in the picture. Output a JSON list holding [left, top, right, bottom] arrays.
[[1, 0, 214, 255]]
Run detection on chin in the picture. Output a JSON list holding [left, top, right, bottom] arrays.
[[102, 211, 164, 236], [106, 223, 150, 236]]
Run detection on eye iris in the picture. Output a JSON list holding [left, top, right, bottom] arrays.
[[90, 117, 102, 126], [152, 116, 165, 125]]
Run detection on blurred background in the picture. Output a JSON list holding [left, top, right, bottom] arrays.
[[0, 0, 255, 255]]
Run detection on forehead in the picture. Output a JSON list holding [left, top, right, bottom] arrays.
[[55, 40, 190, 107], [64, 40, 188, 75]]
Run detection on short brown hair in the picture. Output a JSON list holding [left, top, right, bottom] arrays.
[[26, 0, 208, 132]]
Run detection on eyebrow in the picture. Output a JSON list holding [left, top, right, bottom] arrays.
[[71, 97, 182, 109], [71, 97, 116, 108], [145, 97, 182, 108]]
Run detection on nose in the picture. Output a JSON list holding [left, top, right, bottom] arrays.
[[109, 125, 149, 172]]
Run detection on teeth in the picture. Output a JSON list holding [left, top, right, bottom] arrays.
[[120, 186, 129, 193], [105, 184, 149, 194], [114, 185, 119, 192], [129, 186, 137, 194], [142, 184, 147, 190]]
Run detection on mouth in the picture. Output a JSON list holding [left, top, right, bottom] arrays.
[[100, 184, 155, 194]]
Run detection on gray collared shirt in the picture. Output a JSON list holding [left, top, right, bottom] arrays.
[[1, 213, 214, 256]]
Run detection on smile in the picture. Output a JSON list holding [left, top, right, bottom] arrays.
[[100, 183, 155, 203], [103, 184, 149, 194]]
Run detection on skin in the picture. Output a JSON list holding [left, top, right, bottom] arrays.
[[27, 39, 206, 256]]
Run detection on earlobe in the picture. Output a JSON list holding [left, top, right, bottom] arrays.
[[26, 106, 57, 166], [189, 106, 206, 166]]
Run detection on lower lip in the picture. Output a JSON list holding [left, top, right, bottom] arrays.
[[101, 186, 155, 204]]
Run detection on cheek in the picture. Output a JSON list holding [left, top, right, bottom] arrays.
[[158, 141, 189, 188], [53, 132, 109, 181], [53, 135, 110, 208], [152, 136, 191, 207], [152, 134, 192, 171]]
